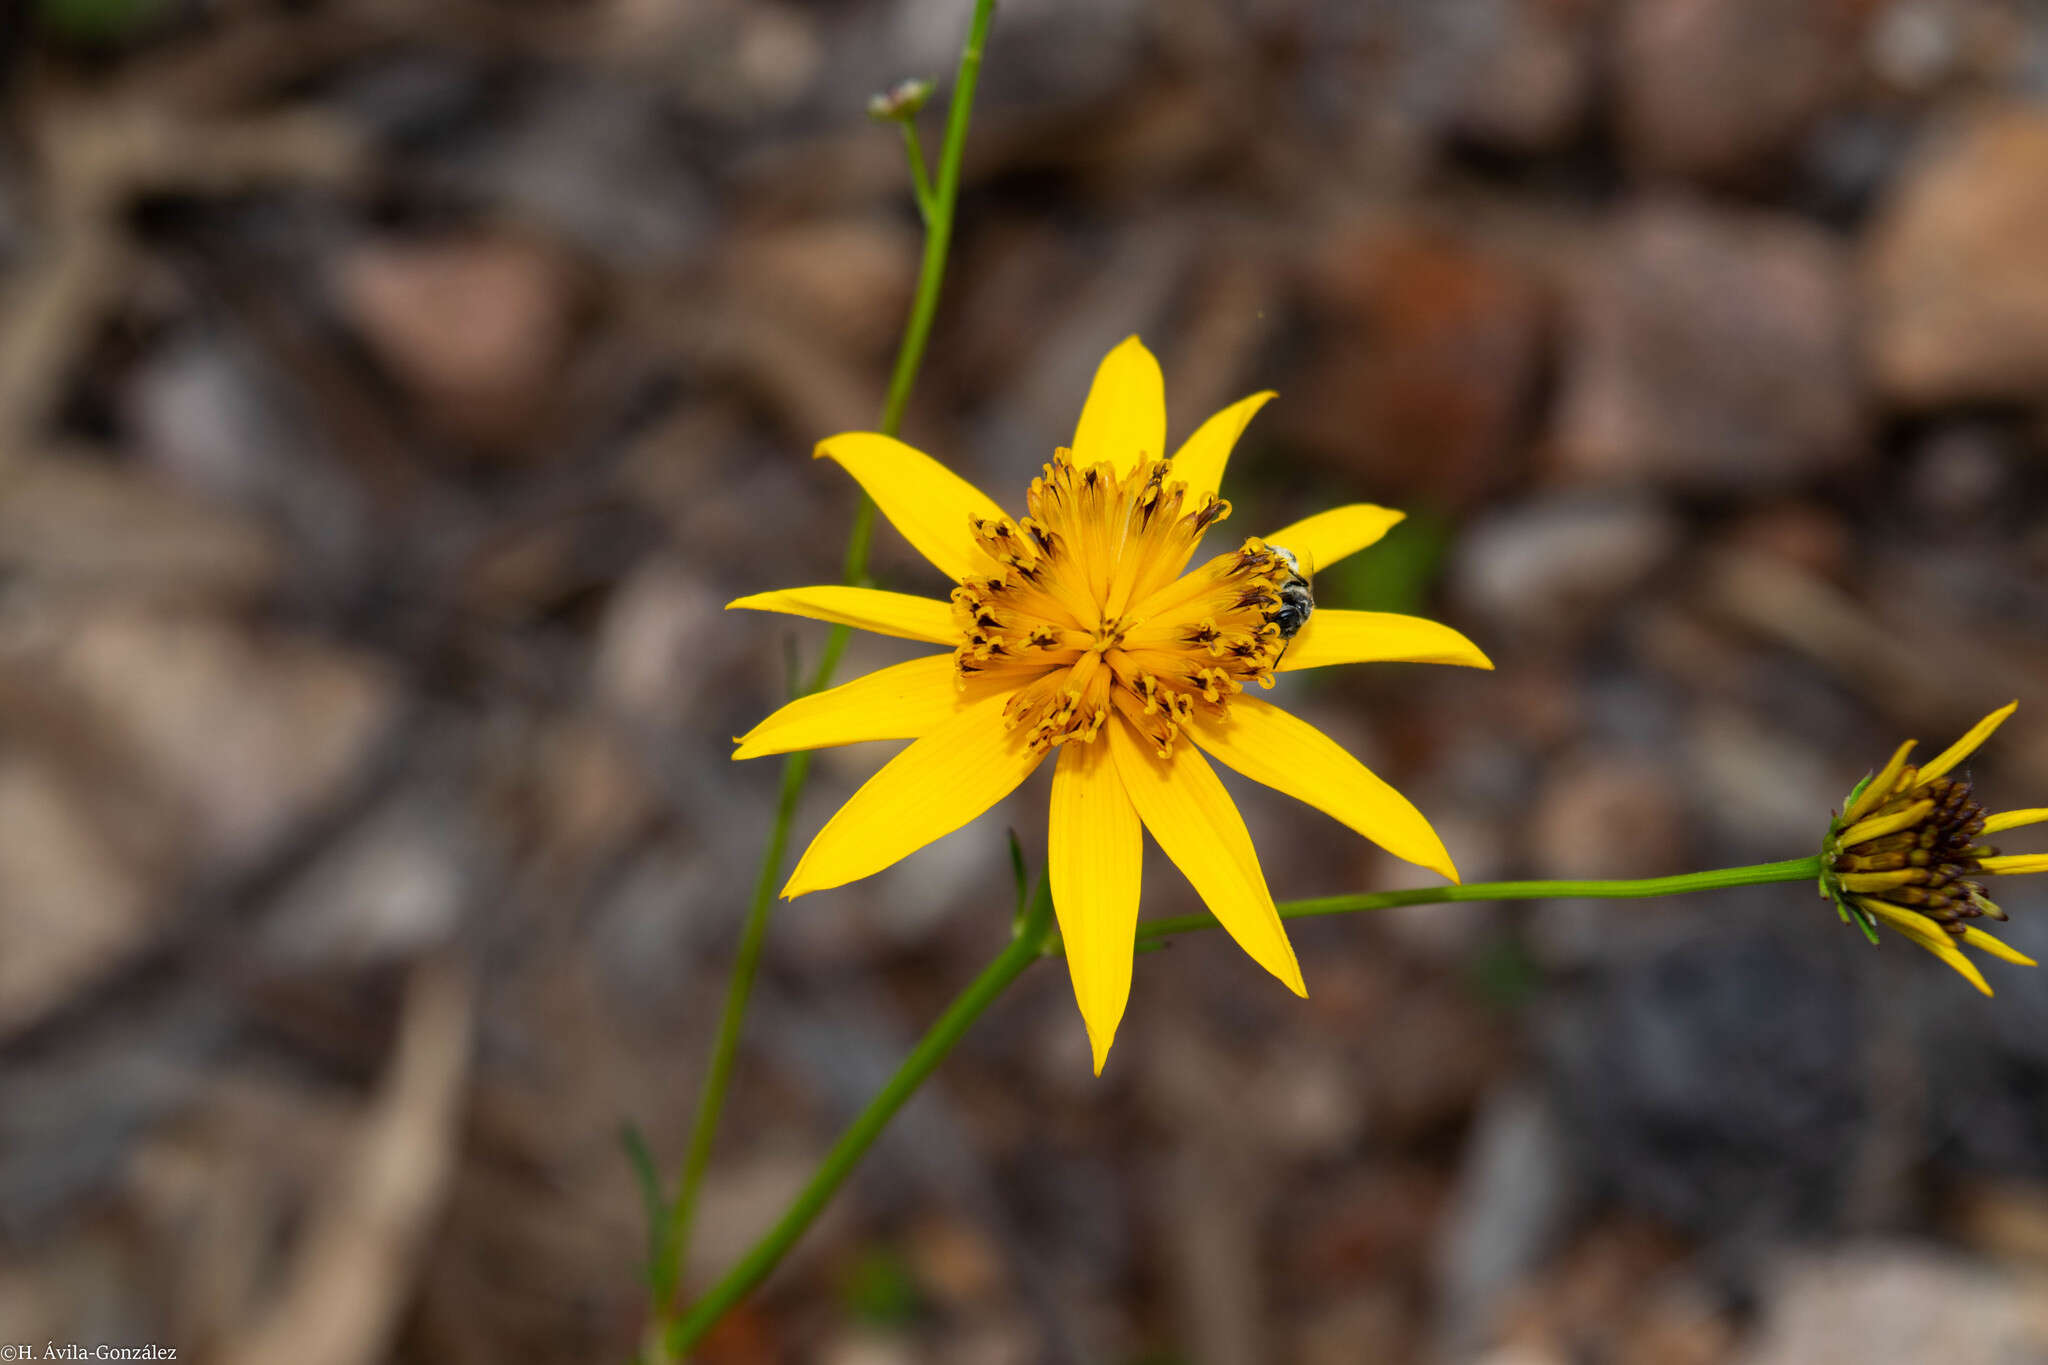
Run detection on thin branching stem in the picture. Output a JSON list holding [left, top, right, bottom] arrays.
[[663, 856, 1822, 1350], [1131, 856, 1826, 945], [647, 3, 1000, 1357]]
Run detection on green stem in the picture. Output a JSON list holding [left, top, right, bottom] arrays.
[[667, 882, 1056, 1358], [649, 2, 999, 1353], [1132, 857, 1825, 945], [878, 0, 990, 441], [899, 123, 935, 223], [663, 855, 1819, 1353], [648, 751, 815, 1318]]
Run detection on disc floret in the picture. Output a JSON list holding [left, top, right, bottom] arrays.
[[950, 451, 1296, 757]]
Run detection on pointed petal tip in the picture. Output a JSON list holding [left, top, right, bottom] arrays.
[[1920, 700, 2023, 783]]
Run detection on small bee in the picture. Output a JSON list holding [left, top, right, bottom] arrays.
[[1269, 546, 1314, 642]]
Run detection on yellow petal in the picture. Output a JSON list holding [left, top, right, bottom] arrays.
[[1960, 924, 2037, 968], [1925, 940, 1994, 995], [1841, 871, 1920, 893], [815, 432, 1008, 581], [1276, 610, 1493, 673], [1260, 504, 1405, 576], [1049, 739, 1143, 1074], [1106, 719, 1305, 996], [782, 693, 1043, 897], [1916, 701, 2018, 784], [735, 654, 970, 759], [1857, 898, 1993, 995], [727, 586, 955, 645], [1071, 336, 1166, 478], [1841, 739, 1918, 826], [1982, 853, 2048, 875], [1837, 798, 1935, 849], [1984, 808, 2048, 834], [1189, 696, 1458, 882], [1167, 390, 1275, 504]]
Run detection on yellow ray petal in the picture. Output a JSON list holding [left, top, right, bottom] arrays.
[[1189, 696, 1458, 882], [1916, 701, 2018, 784], [1841, 871, 1920, 893], [1857, 898, 1993, 995], [782, 693, 1043, 897], [1106, 719, 1305, 996], [1841, 739, 1918, 826], [1167, 390, 1275, 504], [1838, 799, 1935, 849], [1071, 335, 1166, 478], [1260, 504, 1405, 576], [1959, 925, 2037, 968], [1049, 739, 1143, 1074], [1984, 808, 2048, 834], [815, 432, 1008, 581], [1276, 610, 1493, 673], [1982, 853, 2048, 875], [727, 586, 955, 645], [735, 654, 973, 759], [1923, 940, 1994, 996]]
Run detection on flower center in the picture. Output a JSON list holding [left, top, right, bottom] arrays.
[[1829, 774, 2001, 933], [950, 452, 1294, 756]]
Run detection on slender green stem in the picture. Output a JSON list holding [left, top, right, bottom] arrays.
[[648, 752, 816, 1315], [1131, 857, 1825, 945], [899, 123, 935, 223], [660, 855, 1820, 1353], [667, 882, 1057, 1357], [879, 0, 991, 440], [648, 4, 999, 1354]]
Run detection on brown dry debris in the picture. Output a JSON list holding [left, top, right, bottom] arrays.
[[4, 3, 2048, 1363]]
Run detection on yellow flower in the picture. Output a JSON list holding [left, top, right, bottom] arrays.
[[730, 337, 1491, 1070], [1821, 702, 2043, 994]]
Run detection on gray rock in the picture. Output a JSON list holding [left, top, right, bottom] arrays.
[[1431, 1084, 1578, 1354], [1453, 492, 1679, 637], [1617, 0, 1859, 185], [1545, 933, 1866, 1240], [1553, 201, 1862, 491], [1736, 1243, 2048, 1365]]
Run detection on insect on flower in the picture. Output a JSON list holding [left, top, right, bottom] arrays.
[[1266, 546, 1314, 647], [1820, 702, 2044, 994], [729, 337, 1492, 1070]]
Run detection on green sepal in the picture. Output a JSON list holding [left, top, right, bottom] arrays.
[[1841, 771, 1874, 821], [1007, 828, 1029, 918]]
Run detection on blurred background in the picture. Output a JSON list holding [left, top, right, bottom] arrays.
[[5, 0, 2048, 1361]]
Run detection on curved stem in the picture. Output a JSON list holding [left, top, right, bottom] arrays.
[[649, 3, 999, 1353], [663, 855, 1820, 1353], [1132, 857, 1825, 945], [667, 882, 1055, 1358]]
